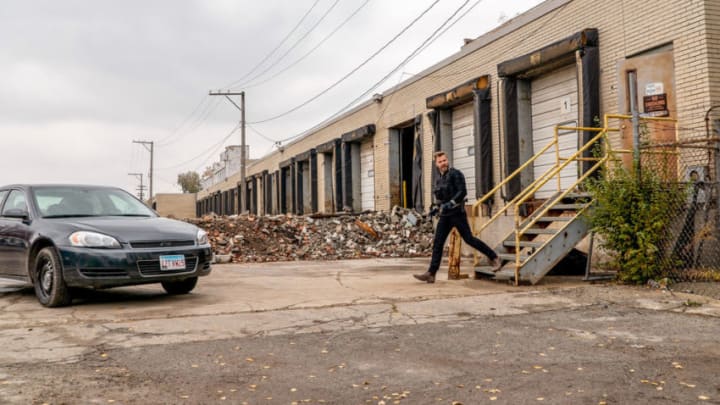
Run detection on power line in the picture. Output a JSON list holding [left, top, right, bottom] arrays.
[[157, 97, 223, 147], [248, 0, 442, 125], [222, 0, 322, 90], [233, 0, 343, 90], [268, 0, 477, 148], [155, 95, 210, 145], [193, 129, 243, 173], [326, 0, 475, 123], [426, 0, 570, 80], [374, 71, 416, 126], [247, 123, 279, 143], [242, 0, 371, 90], [156, 124, 240, 171]]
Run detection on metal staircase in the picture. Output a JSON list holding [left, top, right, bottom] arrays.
[[466, 119, 617, 285], [475, 191, 593, 283]]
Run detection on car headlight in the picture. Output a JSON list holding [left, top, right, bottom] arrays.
[[69, 231, 121, 248], [197, 229, 209, 245]]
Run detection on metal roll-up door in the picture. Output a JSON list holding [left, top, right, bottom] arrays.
[[452, 102, 475, 203], [360, 140, 374, 211], [531, 64, 579, 199]]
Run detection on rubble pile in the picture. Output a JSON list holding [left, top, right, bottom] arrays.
[[186, 207, 435, 263]]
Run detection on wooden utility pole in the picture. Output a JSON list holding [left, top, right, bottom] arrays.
[[127, 172, 145, 200], [132, 140, 154, 202], [209, 90, 246, 212]]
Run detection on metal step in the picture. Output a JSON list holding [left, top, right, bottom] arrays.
[[475, 267, 514, 281], [523, 228, 558, 235], [503, 240, 543, 248], [548, 203, 586, 210], [535, 216, 572, 222], [497, 253, 528, 262], [564, 192, 592, 199]]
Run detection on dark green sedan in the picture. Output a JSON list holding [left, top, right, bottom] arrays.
[[0, 184, 212, 307]]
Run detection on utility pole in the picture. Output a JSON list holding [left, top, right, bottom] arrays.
[[209, 90, 245, 212], [133, 140, 154, 202], [128, 172, 145, 200]]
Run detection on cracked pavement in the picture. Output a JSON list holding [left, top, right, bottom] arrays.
[[1, 258, 719, 404]]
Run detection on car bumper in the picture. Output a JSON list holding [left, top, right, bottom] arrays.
[[57, 245, 213, 289]]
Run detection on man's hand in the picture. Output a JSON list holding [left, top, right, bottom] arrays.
[[440, 200, 458, 211], [428, 206, 439, 217]]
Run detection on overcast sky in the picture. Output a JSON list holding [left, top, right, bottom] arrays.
[[0, 0, 543, 197]]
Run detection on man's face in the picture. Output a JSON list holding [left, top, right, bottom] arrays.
[[435, 154, 449, 174]]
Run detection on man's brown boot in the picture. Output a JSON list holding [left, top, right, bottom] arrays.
[[491, 257, 503, 272], [413, 271, 435, 283]]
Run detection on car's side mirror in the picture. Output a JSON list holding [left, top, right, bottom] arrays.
[[3, 208, 29, 220]]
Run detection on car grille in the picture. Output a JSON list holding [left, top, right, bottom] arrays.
[[79, 268, 129, 278], [130, 240, 195, 249], [137, 256, 198, 276]]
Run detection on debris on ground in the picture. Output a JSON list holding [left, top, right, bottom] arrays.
[[185, 207, 434, 263]]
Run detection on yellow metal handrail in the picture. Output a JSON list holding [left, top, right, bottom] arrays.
[[468, 114, 679, 278], [469, 125, 601, 266], [510, 127, 607, 282]]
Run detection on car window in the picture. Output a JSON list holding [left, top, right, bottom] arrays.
[[107, 194, 132, 212], [35, 195, 63, 214], [0, 190, 7, 211], [1, 190, 27, 215], [34, 187, 155, 217]]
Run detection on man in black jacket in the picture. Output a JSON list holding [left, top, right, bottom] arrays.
[[414, 151, 501, 283]]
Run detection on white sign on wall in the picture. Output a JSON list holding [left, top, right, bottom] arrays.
[[645, 82, 664, 96]]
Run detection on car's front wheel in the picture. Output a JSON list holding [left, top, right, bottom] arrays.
[[161, 277, 198, 295], [33, 247, 72, 307]]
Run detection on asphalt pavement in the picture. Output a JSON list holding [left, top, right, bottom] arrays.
[[1, 258, 719, 404]]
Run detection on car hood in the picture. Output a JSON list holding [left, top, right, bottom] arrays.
[[52, 217, 200, 243]]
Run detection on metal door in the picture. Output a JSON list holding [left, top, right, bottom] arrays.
[[452, 102, 475, 202], [360, 140, 374, 211], [531, 64, 579, 199]]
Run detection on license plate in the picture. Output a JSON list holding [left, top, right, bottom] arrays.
[[159, 255, 186, 270]]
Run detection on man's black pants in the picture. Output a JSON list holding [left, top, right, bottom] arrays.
[[428, 211, 497, 275]]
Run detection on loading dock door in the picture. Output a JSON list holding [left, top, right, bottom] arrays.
[[531, 64, 579, 199], [452, 102, 476, 203], [360, 140, 374, 211]]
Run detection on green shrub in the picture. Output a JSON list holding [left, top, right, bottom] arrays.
[[586, 158, 685, 284]]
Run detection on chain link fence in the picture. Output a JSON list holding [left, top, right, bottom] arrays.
[[644, 142, 720, 283], [611, 117, 720, 283]]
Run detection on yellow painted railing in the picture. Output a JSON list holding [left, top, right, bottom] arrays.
[[469, 114, 678, 281]]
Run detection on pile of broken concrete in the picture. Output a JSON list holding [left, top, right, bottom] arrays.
[[186, 207, 435, 263]]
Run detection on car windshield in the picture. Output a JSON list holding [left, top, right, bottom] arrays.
[[33, 187, 156, 218]]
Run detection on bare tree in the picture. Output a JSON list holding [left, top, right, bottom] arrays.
[[177, 171, 202, 193]]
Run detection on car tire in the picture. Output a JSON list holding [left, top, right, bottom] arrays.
[[33, 247, 72, 307], [161, 277, 198, 295]]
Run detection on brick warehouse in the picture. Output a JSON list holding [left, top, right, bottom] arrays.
[[195, 0, 720, 254]]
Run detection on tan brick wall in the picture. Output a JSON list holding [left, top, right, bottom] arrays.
[[706, 0, 720, 111], [154, 193, 197, 219], [199, 0, 716, 215]]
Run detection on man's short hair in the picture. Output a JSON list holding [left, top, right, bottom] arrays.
[[434, 151, 447, 160]]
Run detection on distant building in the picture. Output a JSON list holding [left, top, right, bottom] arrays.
[[200, 145, 249, 189], [151, 193, 197, 219]]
